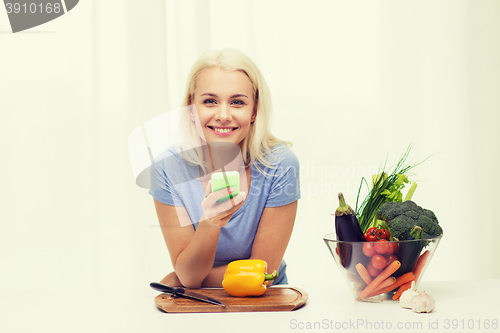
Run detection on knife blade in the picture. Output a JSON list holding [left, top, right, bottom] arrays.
[[150, 282, 226, 307]]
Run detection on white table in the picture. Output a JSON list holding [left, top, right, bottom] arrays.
[[1, 279, 499, 333]]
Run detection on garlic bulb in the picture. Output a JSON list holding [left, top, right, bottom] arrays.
[[399, 281, 418, 309], [411, 290, 436, 313]]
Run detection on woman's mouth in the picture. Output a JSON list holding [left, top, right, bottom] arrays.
[[208, 126, 238, 136]]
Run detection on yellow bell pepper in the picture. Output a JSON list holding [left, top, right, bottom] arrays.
[[222, 259, 278, 297]]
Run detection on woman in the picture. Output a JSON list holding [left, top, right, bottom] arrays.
[[150, 48, 300, 288]]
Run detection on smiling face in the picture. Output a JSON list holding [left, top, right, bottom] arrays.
[[190, 67, 256, 149]]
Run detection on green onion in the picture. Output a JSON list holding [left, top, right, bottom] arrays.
[[354, 144, 429, 233]]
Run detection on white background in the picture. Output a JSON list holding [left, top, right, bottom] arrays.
[[1, 0, 499, 294]]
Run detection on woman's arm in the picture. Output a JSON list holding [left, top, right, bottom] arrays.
[[154, 199, 219, 288], [248, 200, 298, 286], [198, 200, 298, 287], [153, 187, 245, 288], [156, 200, 298, 288]]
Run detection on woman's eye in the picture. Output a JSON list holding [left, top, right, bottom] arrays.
[[203, 99, 216, 104], [231, 100, 245, 105]]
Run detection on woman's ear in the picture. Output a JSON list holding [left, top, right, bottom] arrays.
[[251, 94, 258, 123], [251, 112, 257, 124], [188, 102, 196, 122]]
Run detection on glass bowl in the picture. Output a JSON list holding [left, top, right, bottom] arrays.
[[323, 233, 442, 303]]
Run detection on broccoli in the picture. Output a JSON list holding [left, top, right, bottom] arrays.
[[386, 215, 414, 240], [375, 200, 443, 241]]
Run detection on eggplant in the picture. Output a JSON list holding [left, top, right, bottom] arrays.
[[393, 226, 426, 278], [393, 240, 425, 278], [335, 193, 366, 269]]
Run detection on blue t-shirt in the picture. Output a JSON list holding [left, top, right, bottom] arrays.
[[149, 144, 300, 284]]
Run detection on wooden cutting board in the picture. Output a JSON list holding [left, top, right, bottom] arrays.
[[154, 287, 308, 313]]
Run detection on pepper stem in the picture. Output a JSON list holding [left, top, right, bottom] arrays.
[[264, 270, 278, 281]]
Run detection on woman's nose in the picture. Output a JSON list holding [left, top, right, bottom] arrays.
[[216, 104, 232, 121]]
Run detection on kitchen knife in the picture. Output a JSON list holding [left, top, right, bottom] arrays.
[[150, 282, 226, 307]]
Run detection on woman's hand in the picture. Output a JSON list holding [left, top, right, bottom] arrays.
[[201, 180, 246, 227], [160, 271, 183, 287]]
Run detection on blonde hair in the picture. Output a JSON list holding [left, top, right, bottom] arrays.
[[180, 48, 291, 174]]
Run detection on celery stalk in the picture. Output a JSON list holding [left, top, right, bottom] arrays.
[[404, 182, 418, 201]]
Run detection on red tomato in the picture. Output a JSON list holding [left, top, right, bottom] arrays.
[[374, 239, 389, 254], [362, 242, 376, 257], [364, 227, 378, 242], [376, 228, 390, 240], [386, 254, 398, 266], [367, 262, 382, 277], [386, 242, 398, 255], [371, 254, 388, 270], [346, 272, 358, 282], [365, 226, 391, 241], [365, 234, 377, 242]]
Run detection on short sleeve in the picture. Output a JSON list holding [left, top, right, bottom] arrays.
[[265, 147, 301, 207], [148, 157, 185, 207]]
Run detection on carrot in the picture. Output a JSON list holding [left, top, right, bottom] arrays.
[[371, 272, 414, 296], [367, 277, 396, 297], [392, 280, 412, 300], [358, 260, 401, 300], [391, 251, 432, 300], [356, 263, 372, 285], [374, 277, 396, 292], [412, 250, 430, 281], [418, 250, 430, 262]]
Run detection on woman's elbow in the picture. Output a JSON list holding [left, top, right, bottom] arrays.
[[176, 271, 203, 289], [160, 270, 202, 288], [179, 277, 203, 289]]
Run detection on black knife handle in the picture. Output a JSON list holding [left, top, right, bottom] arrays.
[[150, 282, 185, 295]]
